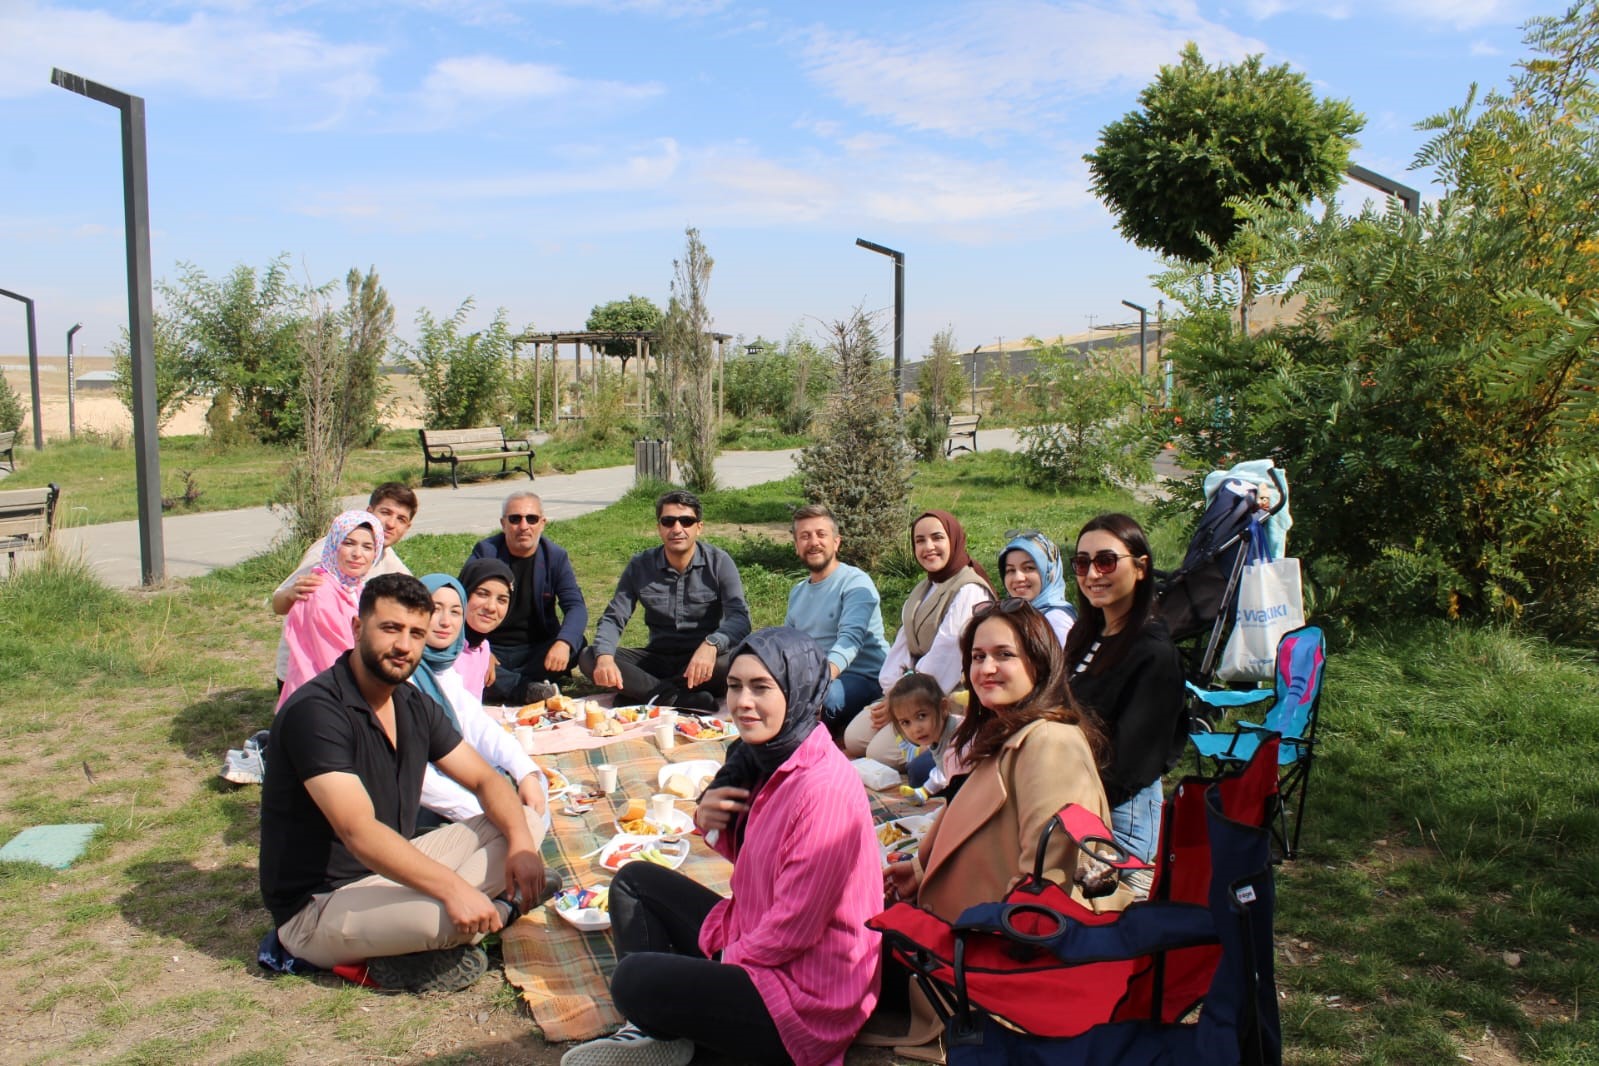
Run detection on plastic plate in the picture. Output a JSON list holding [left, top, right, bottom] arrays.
[[597, 834, 691, 872]]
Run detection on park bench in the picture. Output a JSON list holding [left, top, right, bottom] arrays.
[[944, 413, 981, 457], [0, 430, 16, 473], [0, 483, 59, 574], [418, 426, 536, 489]]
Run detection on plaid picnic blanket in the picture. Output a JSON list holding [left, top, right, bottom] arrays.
[[501, 736, 922, 1043]]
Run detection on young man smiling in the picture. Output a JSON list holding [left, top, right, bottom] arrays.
[[579, 490, 751, 708]]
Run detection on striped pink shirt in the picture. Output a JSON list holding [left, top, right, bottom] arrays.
[[699, 727, 882, 1066]]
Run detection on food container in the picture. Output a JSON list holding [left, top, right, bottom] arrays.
[[851, 757, 901, 792]]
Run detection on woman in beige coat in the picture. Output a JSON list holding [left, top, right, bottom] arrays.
[[867, 599, 1131, 1063]]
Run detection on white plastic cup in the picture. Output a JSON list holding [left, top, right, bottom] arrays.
[[657, 708, 678, 730], [649, 793, 675, 824], [597, 763, 619, 794], [514, 725, 536, 754], [654, 721, 675, 751]]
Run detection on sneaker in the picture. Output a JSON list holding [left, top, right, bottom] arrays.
[[220, 746, 264, 785], [366, 943, 488, 993], [561, 1024, 694, 1066], [523, 680, 560, 704]]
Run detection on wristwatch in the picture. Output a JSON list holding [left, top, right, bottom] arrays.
[[704, 633, 728, 651]]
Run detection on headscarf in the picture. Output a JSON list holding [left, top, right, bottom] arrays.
[[410, 573, 466, 733], [457, 557, 515, 648], [999, 531, 1070, 612], [708, 627, 831, 792], [320, 510, 385, 593], [914, 509, 991, 588]]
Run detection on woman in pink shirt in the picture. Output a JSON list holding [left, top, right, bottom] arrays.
[[454, 558, 514, 701], [560, 627, 882, 1066], [275, 510, 384, 711]]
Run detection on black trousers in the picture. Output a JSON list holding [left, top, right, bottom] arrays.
[[608, 861, 792, 1064], [576, 646, 732, 705], [484, 638, 579, 705]]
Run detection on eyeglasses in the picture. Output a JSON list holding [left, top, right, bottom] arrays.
[[658, 514, 700, 528], [504, 513, 544, 526], [1070, 551, 1134, 576], [971, 597, 1031, 619]]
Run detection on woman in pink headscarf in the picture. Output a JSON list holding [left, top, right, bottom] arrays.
[[275, 510, 385, 710]]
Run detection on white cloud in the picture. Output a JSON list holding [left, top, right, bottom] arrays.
[[1470, 39, 1502, 56], [0, 1, 383, 125], [537, 0, 732, 15], [799, 0, 1268, 138], [417, 54, 662, 110], [1242, 0, 1526, 29]]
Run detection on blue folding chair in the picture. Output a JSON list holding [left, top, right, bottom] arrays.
[[1189, 625, 1325, 859]]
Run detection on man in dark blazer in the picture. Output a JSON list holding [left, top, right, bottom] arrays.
[[467, 492, 587, 704]]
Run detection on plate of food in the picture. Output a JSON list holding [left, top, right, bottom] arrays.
[[676, 714, 735, 742], [617, 807, 695, 838], [549, 884, 611, 931], [876, 814, 937, 861], [543, 767, 574, 795], [657, 759, 721, 799], [597, 835, 691, 872]]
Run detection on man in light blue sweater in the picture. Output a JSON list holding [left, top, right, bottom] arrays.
[[784, 503, 890, 738]]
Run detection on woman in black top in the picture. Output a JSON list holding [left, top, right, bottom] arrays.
[[1062, 513, 1185, 897]]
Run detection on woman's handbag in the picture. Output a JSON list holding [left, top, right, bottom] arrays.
[[1217, 527, 1304, 684]]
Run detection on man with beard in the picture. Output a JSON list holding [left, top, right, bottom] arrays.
[[782, 503, 890, 738], [259, 574, 546, 993]]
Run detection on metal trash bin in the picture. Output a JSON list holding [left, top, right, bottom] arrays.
[[634, 438, 671, 485]]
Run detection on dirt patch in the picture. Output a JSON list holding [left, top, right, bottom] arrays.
[[1453, 1027, 1528, 1066]]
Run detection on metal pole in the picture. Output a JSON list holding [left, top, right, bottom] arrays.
[[855, 238, 906, 412], [53, 67, 165, 585], [67, 324, 82, 440], [0, 290, 43, 449], [1121, 299, 1148, 377]]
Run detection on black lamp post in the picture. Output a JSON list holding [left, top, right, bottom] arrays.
[[1121, 299, 1148, 377], [52, 67, 164, 585], [0, 288, 43, 450], [855, 238, 905, 412]]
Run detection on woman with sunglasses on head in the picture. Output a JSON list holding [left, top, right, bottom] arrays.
[[844, 510, 994, 768], [998, 530, 1076, 646], [560, 627, 881, 1066], [454, 558, 515, 702], [864, 599, 1128, 1062], [1063, 513, 1185, 899]]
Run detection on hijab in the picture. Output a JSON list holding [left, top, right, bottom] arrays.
[[708, 627, 831, 792], [320, 510, 385, 594], [999, 531, 1070, 612], [457, 557, 515, 649], [914, 509, 991, 588], [410, 573, 466, 733]]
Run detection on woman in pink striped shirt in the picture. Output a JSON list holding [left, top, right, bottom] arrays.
[[560, 627, 882, 1066]]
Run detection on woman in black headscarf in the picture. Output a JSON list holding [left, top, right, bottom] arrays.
[[454, 557, 514, 701], [560, 628, 882, 1066]]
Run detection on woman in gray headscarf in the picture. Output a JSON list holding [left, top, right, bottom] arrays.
[[561, 628, 882, 1066]]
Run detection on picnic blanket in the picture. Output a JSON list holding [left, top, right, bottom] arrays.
[[502, 736, 923, 1043]]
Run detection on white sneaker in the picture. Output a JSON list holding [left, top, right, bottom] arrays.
[[560, 1023, 694, 1066]]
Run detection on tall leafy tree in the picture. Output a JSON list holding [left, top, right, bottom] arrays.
[[111, 311, 191, 430], [338, 267, 394, 450], [1087, 43, 1363, 330], [405, 298, 513, 429], [656, 228, 719, 492], [585, 294, 662, 377]]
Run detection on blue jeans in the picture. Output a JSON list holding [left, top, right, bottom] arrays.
[[820, 672, 884, 739], [1111, 778, 1165, 898]]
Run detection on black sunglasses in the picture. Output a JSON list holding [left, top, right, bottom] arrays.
[[658, 514, 700, 528], [1070, 550, 1133, 576], [972, 597, 1032, 619], [505, 513, 544, 525]]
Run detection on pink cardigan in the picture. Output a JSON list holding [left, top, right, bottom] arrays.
[[699, 727, 882, 1066], [455, 642, 492, 701], [276, 569, 361, 710]]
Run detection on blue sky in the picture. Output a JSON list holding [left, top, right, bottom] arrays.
[[0, 0, 1548, 361]]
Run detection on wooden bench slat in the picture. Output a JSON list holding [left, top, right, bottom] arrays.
[[944, 413, 980, 457], [418, 426, 535, 488], [0, 482, 57, 573]]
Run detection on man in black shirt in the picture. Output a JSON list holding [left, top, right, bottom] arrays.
[[466, 491, 588, 704], [260, 574, 545, 992]]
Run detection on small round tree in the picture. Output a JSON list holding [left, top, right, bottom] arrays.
[[1086, 43, 1363, 330]]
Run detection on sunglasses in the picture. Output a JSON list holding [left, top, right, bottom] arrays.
[[1070, 551, 1134, 576], [505, 513, 544, 526], [658, 514, 700, 528], [972, 597, 1032, 619]]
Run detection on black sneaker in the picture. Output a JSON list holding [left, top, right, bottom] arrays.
[[522, 680, 560, 704], [366, 943, 488, 993]]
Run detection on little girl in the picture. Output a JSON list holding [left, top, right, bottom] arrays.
[[276, 510, 385, 710], [887, 673, 964, 804]]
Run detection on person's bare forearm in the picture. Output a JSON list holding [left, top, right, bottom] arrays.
[[478, 772, 538, 854], [271, 585, 296, 616]]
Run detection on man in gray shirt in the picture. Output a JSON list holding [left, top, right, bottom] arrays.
[[578, 490, 751, 708]]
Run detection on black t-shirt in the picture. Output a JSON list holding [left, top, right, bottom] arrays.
[[494, 550, 541, 646], [258, 652, 463, 927]]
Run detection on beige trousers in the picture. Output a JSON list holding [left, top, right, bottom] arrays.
[[842, 708, 908, 768], [279, 808, 543, 969]]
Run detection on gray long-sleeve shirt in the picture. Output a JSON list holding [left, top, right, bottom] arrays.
[[592, 543, 752, 659]]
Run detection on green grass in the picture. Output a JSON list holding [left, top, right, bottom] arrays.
[[0, 457, 1595, 1063]]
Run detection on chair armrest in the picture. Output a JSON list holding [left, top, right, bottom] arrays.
[[1186, 682, 1274, 710]]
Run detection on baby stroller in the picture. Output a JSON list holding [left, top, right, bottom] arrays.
[[868, 737, 1282, 1066], [1158, 462, 1290, 694]]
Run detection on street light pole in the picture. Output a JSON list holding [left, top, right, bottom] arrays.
[[52, 67, 165, 585], [855, 238, 905, 412], [67, 324, 82, 440], [0, 289, 43, 449], [1121, 299, 1149, 378]]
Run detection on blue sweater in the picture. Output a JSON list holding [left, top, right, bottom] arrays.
[[784, 563, 890, 682]]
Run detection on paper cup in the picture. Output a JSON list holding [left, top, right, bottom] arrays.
[[656, 708, 678, 730], [597, 763, 619, 794], [654, 721, 675, 751], [514, 725, 536, 754], [649, 793, 675, 823]]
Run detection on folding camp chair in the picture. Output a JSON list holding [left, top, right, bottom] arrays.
[[869, 738, 1283, 1066], [1189, 625, 1325, 859]]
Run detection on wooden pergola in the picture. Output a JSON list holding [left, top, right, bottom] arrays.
[[510, 328, 734, 430]]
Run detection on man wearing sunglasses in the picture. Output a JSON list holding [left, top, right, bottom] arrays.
[[579, 490, 751, 709], [466, 492, 588, 704]]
